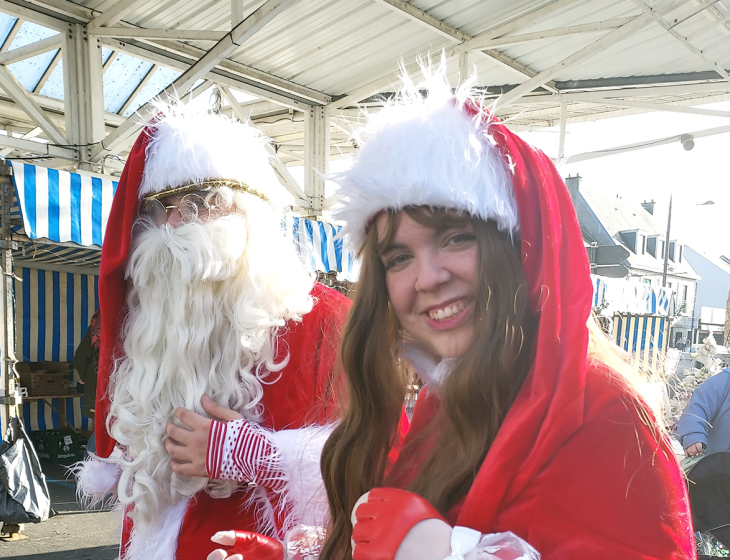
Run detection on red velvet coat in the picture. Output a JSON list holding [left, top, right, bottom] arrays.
[[387, 363, 695, 560], [119, 282, 350, 560]]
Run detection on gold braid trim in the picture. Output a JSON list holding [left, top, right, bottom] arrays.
[[144, 179, 272, 206]]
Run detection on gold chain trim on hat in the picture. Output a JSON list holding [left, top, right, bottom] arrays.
[[145, 179, 272, 206]]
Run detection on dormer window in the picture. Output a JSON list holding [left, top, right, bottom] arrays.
[[619, 230, 638, 254], [646, 236, 657, 257]]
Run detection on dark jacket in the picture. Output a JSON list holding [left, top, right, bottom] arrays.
[[73, 328, 99, 420]]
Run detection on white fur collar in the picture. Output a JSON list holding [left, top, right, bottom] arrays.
[[397, 343, 456, 388]]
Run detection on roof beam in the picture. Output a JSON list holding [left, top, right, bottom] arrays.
[[87, 0, 148, 33], [690, 0, 730, 36], [496, 13, 656, 109], [87, 27, 226, 41], [480, 49, 558, 92], [102, 49, 117, 71], [576, 97, 730, 118], [372, 0, 558, 93], [371, 0, 470, 41], [146, 38, 330, 104], [91, 0, 300, 161], [0, 132, 76, 159], [218, 82, 308, 203], [0, 64, 65, 144], [0, 1, 69, 31], [0, 34, 61, 65], [463, 18, 636, 50], [447, 0, 584, 57], [564, 123, 730, 163], [1, 17, 22, 52], [630, 0, 730, 83], [0, 125, 40, 155]]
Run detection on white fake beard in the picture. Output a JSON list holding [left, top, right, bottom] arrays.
[[107, 211, 313, 534]]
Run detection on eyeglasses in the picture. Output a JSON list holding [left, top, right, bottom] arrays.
[[139, 191, 233, 224]]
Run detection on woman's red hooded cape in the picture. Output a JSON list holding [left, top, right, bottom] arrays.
[[388, 101, 695, 559]]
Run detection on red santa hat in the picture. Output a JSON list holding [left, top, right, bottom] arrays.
[[331, 69, 593, 532], [94, 104, 285, 460]]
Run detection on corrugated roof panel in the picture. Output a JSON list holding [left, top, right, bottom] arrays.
[[103, 52, 154, 114]]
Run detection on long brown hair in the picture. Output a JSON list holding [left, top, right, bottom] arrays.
[[320, 207, 537, 560]]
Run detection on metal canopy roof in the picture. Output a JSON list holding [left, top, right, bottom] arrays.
[[0, 0, 727, 215]]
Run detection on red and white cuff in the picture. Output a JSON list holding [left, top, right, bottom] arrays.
[[206, 418, 287, 491]]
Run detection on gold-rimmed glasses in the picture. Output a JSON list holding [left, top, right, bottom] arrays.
[[139, 190, 233, 225]]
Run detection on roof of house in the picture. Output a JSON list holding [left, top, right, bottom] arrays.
[[685, 246, 730, 278], [580, 189, 699, 280]]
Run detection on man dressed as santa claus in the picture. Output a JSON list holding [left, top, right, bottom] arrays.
[[75, 102, 350, 560]]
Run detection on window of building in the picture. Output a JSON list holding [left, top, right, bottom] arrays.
[[646, 236, 657, 257], [640, 235, 646, 254], [669, 241, 676, 262], [682, 285, 688, 303], [679, 245, 683, 263], [661, 240, 665, 259]]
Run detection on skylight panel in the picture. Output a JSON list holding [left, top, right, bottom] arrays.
[[8, 21, 57, 49], [38, 59, 64, 100], [103, 52, 153, 114], [122, 66, 182, 117]]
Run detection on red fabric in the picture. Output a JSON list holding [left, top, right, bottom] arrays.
[[94, 128, 153, 459], [174, 282, 350, 560], [352, 488, 444, 560], [384, 104, 694, 559]]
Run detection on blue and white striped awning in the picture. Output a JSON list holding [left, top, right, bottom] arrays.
[[10, 162, 118, 247], [591, 274, 675, 317], [8, 163, 358, 278]]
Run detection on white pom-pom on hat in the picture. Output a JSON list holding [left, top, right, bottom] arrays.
[[138, 101, 284, 210], [331, 63, 519, 251]]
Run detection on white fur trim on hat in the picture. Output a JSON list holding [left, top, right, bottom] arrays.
[[331, 66, 519, 250], [139, 101, 284, 209]]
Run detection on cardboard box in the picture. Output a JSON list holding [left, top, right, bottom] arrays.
[[30, 430, 80, 463], [16, 362, 72, 396]]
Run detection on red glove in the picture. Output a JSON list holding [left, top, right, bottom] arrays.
[[228, 531, 284, 560], [352, 488, 445, 560]]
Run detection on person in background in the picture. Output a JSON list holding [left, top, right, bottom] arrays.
[[677, 367, 730, 458], [677, 338, 686, 352], [73, 309, 100, 456]]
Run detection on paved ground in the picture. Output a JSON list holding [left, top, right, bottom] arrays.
[[0, 462, 120, 560]]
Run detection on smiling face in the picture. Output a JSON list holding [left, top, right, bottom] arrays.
[[377, 210, 479, 360]]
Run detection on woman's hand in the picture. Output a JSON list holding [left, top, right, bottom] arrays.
[[207, 531, 283, 560], [165, 395, 243, 477], [350, 488, 450, 560]]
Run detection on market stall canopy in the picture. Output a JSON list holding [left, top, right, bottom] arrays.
[[0, 0, 727, 216], [5, 162, 356, 278]]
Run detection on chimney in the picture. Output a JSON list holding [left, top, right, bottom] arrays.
[[641, 200, 656, 215], [565, 174, 581, 204]]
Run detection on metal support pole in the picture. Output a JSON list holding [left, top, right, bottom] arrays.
[[662, 194, 672, 287], [558, 96, 567, 159], [303, 105, 329, 218], [64, 23, 105, 171], [0, 163, 18, 433]]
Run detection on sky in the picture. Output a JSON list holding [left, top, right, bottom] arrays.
[[290, 98, 729, 261]]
